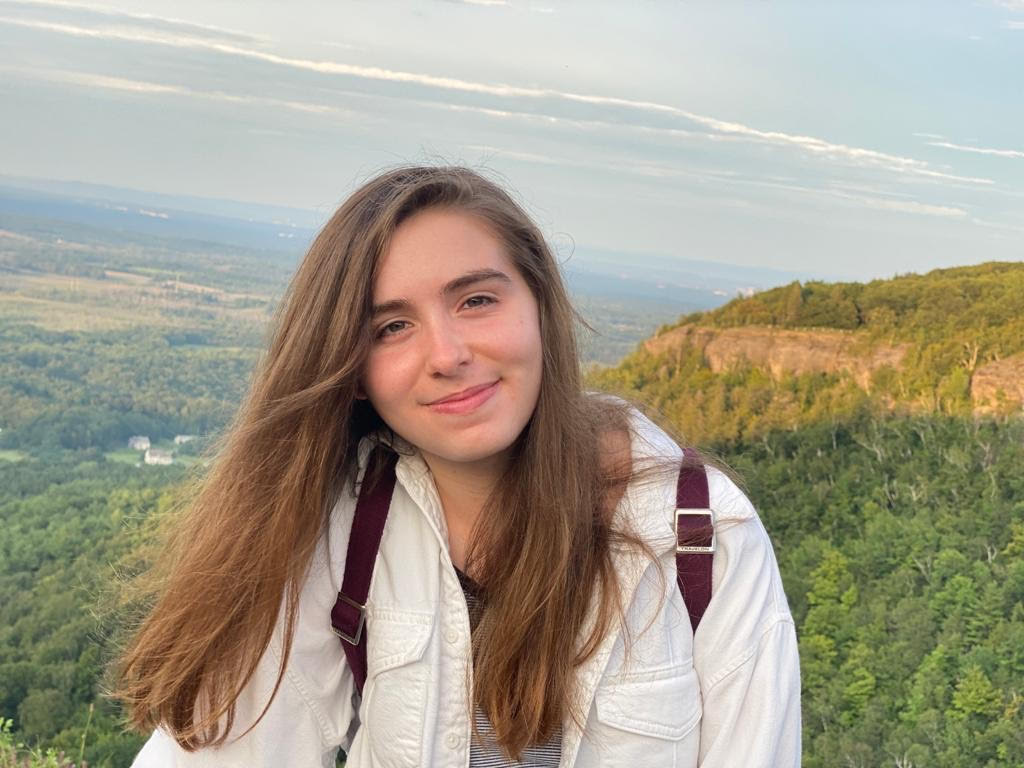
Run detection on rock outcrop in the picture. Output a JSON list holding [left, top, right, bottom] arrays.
[[971, 353, 1024, 413], [645, 324, 910, 389]]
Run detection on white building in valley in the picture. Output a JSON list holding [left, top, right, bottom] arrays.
[[128, 436, 151, 451], [144, 448, 173, 465]]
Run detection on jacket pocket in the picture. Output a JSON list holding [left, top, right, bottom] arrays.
[[362, 608, 435, 768], [592, 664, 701, 767]]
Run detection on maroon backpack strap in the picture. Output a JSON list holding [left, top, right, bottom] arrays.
[[675, 448, 715, 633], [331, 448, 399, 697]]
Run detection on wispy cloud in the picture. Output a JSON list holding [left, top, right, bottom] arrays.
[[60, 71, 187, 95], [1, 0, 266, 43], [316, 40, 363, 51], [438, 100, 704, 143], [739, 179, 972, 219], [421, 100, 998, 192], [992, 0, 1024, 11], [468, 143, 975, 222], [970, 216, 1024, 235], [1002, 20, 1024, 28], [667, 111, 992, 185], [913, 132, 946, 139], [464, 143, 702, 181], [28, 68, 362, 117], [0, 13, 995, 188], [928, 140, 1024, 159], [849, 195, 968, 219], [0, 16, 567, 97]]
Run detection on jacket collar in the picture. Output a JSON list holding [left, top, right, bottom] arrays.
[[357, 432, 451, 545], [394, 449, 450, 545], [361, 407, 681, 559]]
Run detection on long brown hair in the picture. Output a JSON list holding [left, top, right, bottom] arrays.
[[113, 166, 666, 757]]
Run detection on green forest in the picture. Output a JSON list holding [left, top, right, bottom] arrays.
[[717, 415, 1024, 766], [1, 457, 180, 766], [2, 209, 1024, 766]]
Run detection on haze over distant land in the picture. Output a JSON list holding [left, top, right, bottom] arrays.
[[1, 1, 1022, 280], [0, 177, 814, 295], [0, 180, 759, 364]]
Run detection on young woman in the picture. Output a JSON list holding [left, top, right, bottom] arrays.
[[116, 166, 800, 767]]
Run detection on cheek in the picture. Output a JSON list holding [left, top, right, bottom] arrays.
[[489, 314, 541, 370], [525, 309, 543, 365], [511, 312, 544, 387], [362, 349, 409, 409]]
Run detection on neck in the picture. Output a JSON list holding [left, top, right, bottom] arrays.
[[421, 451, 507, 572]]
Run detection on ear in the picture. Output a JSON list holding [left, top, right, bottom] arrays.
[[354, 382, 368, 400]]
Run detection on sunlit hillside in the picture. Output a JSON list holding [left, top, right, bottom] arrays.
[[590, 262, 1024, 444]]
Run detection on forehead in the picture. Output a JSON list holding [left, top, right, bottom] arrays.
[[374, 208, 516, 296]]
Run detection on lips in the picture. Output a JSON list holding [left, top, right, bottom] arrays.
[[429, 381, 498, 405], [426, 380, 500, 414]]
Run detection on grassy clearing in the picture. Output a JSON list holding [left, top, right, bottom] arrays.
[[0, 450, 25, 462], [105, 450, 142, 465], [1, 268, 274, 334], [0, 292, 144, 331], [104, 448, 202, 467]]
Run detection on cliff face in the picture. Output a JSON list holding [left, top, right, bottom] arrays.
[[971, 353, 1024, 413], [645, 324, 910, 389], [644, 324, 1024, 414]]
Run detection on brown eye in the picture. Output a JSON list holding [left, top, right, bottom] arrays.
[[464, 295, 496, 309], [377, 321, 409, 338]]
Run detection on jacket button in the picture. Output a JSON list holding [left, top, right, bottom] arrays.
[[445, 732, 460, 749], [445, 629, 459, 645]]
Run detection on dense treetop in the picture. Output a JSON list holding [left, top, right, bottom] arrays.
[[667, 261, 1024, 342], [717, 414, 1024, 767]]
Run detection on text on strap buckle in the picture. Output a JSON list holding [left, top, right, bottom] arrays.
[[675, 508, 716, 554]]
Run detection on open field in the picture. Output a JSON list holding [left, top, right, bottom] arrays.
[[104, 449, 202, 467], [0, 268, 275, 333], [104, 449, 142, 465]]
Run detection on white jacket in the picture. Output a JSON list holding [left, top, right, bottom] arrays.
[[132, 412, 801, 767]]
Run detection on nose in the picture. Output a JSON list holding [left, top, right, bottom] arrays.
[[425, 315, 472, 377]]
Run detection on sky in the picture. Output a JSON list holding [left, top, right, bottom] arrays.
[[1, 0, 1022, 280]]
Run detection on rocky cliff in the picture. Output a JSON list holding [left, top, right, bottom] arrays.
[[644, 324, 910, 390], [971, 353, 1024, 413], [644, 324, 1023, 413]]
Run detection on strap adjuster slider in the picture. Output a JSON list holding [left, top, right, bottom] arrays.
[[675, 508, 715, 554], [331, 592, 366, 645]]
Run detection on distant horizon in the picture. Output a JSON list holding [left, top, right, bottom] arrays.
[[8, 170, 1016, 288], [0, 171, 837, 285]]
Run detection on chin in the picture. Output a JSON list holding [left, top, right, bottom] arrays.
[[420, 425, 523, 466]]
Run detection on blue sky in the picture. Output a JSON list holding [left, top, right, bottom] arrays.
[[1, 0, 1022, 279]]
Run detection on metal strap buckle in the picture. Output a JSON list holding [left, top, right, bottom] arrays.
[[331, 592, 366, 645], [675, 508, 716, 554]]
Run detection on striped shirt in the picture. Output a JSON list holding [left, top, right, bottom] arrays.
[[456, 568, 561, 768]]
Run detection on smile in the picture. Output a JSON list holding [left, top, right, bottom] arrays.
[[426, 380, 500, 415]]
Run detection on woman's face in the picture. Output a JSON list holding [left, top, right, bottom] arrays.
[[361, 207, 543, 472]]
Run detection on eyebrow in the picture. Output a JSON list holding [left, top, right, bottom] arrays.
[[370, 269, 513, 320]]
